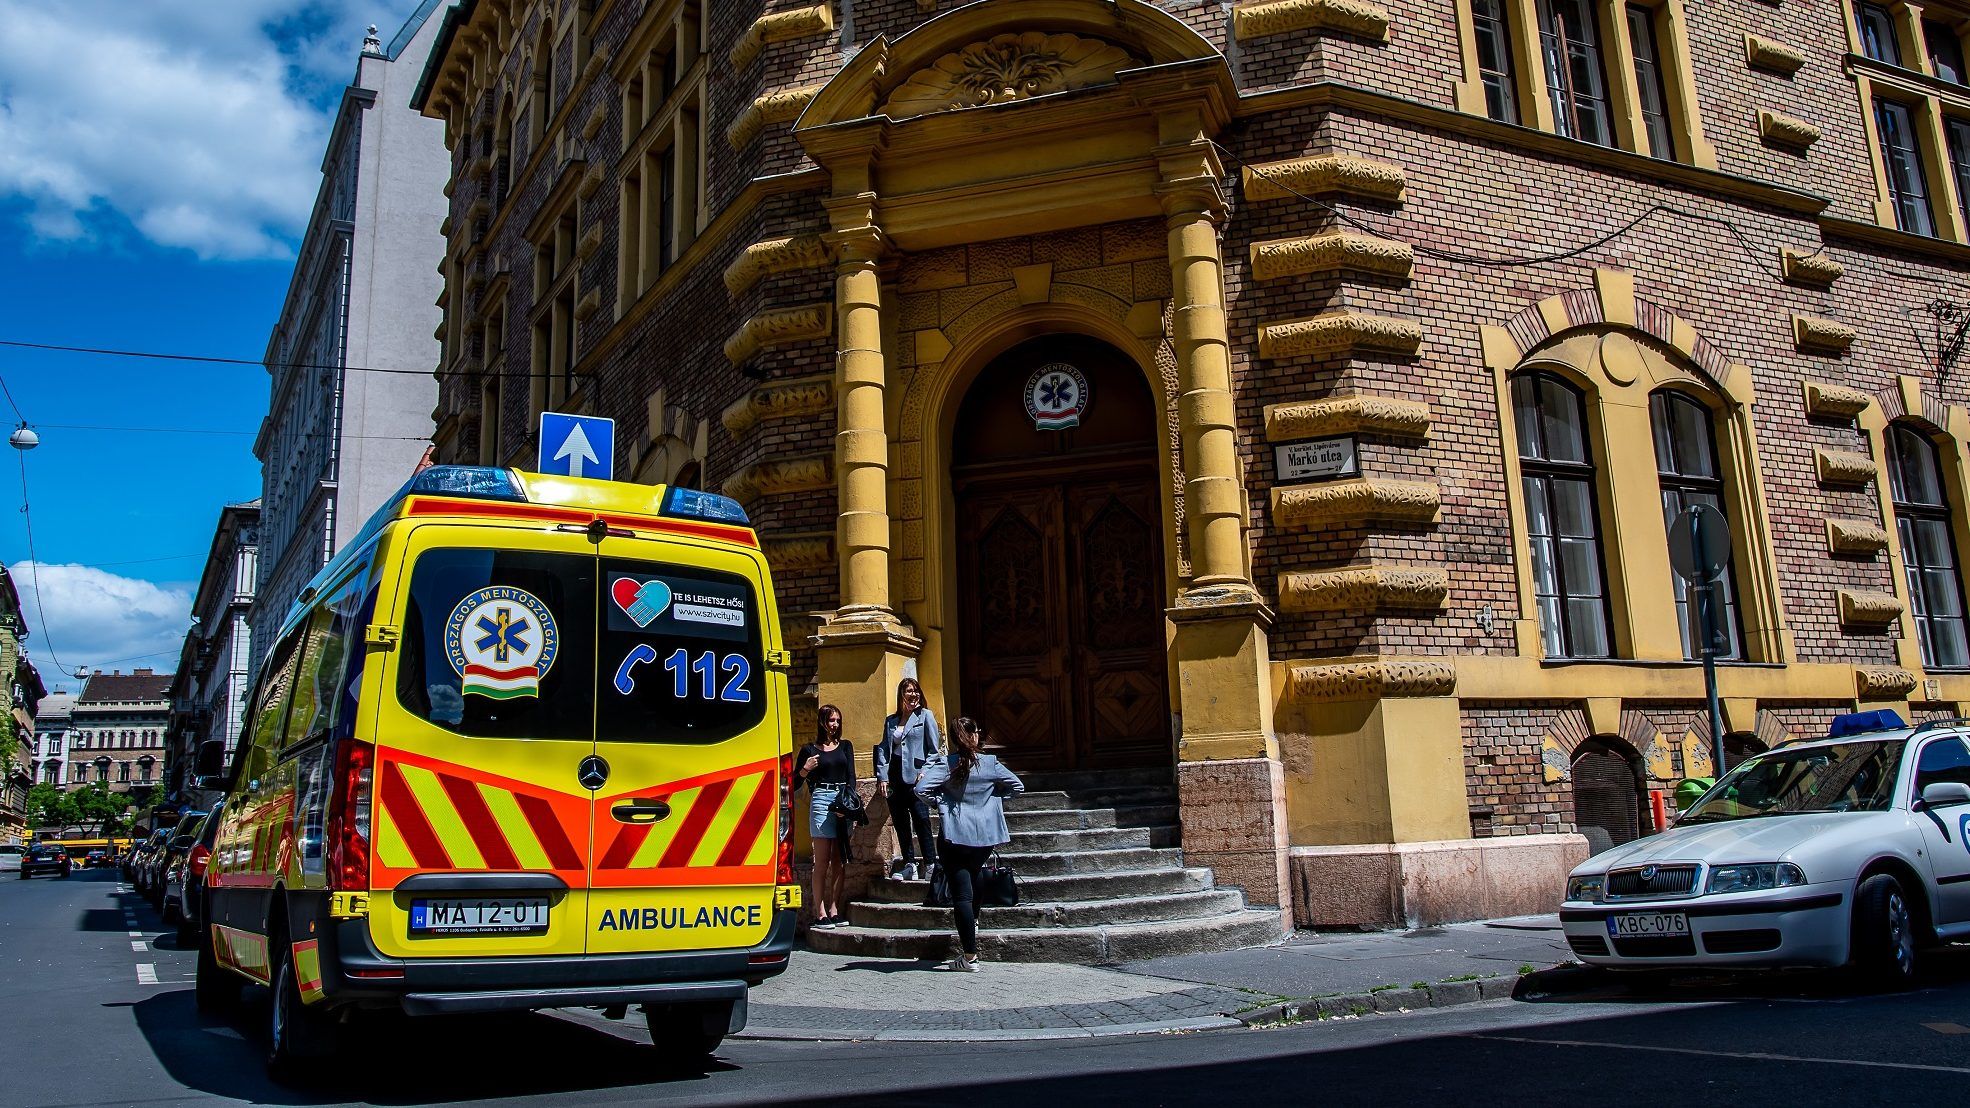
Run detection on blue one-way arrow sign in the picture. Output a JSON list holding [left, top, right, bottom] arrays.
[[537, 412, 615, 481]]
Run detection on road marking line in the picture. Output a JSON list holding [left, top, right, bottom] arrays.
[[127, 930, 143, 937], [1471, 1034, 1970, 1075], [135, 964, 158, 985], [131, 941, 147, 951], [1923, 1022, 1970, 1035]]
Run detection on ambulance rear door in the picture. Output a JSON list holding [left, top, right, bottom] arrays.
[[366, 523, 599, 960], [585, 533, 786, 955]]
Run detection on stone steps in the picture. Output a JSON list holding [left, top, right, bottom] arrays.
[[849, 889, 1249, 931], [860, 866, 1218, 903], [1005, 825, 1165, 852], [992, 847, 1182, 876], [1006, 787, 1176, 813], [806, 910, 1287, 963], [1004, 803, 1177, 831]]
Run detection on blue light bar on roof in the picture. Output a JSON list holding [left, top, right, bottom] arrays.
[[1828, 709, 1906, 738], [662, 485, 750, 525], [405, 466, 526, 502]]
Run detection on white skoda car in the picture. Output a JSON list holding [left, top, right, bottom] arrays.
[[1561, 714, 1970, 987]]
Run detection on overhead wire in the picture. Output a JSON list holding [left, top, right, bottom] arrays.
[[0, 337, 561, 382]]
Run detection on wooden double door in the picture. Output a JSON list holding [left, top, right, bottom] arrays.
[[955, 463, 1170, 771]]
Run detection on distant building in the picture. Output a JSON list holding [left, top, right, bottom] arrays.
[[69, 669, 171, 795], [166, 501, 260, 807], [0, 566, 43, 844], [251, 5, 450, 670], [30, 692, 74, 789]]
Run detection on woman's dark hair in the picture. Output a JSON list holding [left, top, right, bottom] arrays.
[[950, 716, 983, 775], [816, 704, 842, 745], [894, 677, 924, 722]]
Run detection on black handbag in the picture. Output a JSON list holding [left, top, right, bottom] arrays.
[[922, 863, 952, 908], [979, 851, 1019, 908], [827, 783, 866, 826]]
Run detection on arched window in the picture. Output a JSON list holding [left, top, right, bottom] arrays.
[[1651, 390, 1744, 660], [1512, 372, 1612, 658], [1572, 739, 1646, 851], [1887, 424, 1969, 668]]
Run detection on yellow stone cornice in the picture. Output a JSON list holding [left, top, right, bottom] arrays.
[[1282, 656, 1457, 702], [1241, 153, 1407, 203], [1263, 393, 1430, 440], [721, 454, 835, 507], [729, 5, 834, 69], [1270, 478, 1440, 528], [723, 234, 832, 296], [1249, 231, 1413, 281], [1233, 0, 1392, 43], [1258, 310, 1421, 360], [723, 303, 834, 366], [721, 373, 834, 436], [1277, 564, 1449, 613]]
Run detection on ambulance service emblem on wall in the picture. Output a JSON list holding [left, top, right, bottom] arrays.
[[1024, 362, 1090, 431]]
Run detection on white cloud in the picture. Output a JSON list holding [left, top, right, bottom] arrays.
[[0, 2, 397, 260], [14, 563, 190, 686]]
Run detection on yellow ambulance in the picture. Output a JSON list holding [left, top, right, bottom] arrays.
[[199, 466, 798, 1076]]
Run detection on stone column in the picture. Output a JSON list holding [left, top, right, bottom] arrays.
[[812, 195, 920, 781], [1153, 118, 1287, 919]]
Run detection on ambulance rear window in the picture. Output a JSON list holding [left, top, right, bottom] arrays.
[[597, 560, 767, 744], [396, 548, 597, 742]]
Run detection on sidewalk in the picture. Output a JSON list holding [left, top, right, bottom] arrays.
[[732, 916, 1575, 1041]]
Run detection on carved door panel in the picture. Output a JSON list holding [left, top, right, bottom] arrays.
[[1065, 479, 1169, 768], [956, 488, 1072, 769]]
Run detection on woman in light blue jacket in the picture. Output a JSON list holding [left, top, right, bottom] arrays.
[[914, 716, 1023, 972]]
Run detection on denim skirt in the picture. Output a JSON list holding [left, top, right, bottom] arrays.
[[809, 783, 843, 838]]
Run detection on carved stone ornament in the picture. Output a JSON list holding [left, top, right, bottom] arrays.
[[1284, 656, 1457, 702], [880, 32, 1140, 120], [1241, 154, 1407, 203], [729, 4, 833, 69], [723, 234, 831, 295], [1827, 517, 1891, 556], [1814, 447, 1877, 487], [1780, 248, 1844, 287], [1271, 478, 1441, 528], [721, 454, 835, 506], [1759, 109, 1821, 152], [1839, 589, 1904, 627], [1745, 34, 1807, 76], [1250, 231, 1414, 282], [1793, 314, 1857, 355], [726, 84, 821, 150], [1277, 564, 1449, 613], [1855, 665, 1918, 699], [1233, 0, 1393, 44], [1264, 393, 1431, 441], [1259, 311, 1422, 361], [763, 532, 837, 572], [723, 303, 833, 366], [722, 373, 834, 436], [1804, 380, 1870, 419]]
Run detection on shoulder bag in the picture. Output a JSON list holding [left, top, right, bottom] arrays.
[[922, 863, 953, 908], [827, 782, 867, 827], [979, 850, 1019, 908]]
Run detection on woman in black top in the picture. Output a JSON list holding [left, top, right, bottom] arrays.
[[792, 704, 854, 929]]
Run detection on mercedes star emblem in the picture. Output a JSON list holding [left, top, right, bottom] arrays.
[[577, 754, 610, 790]]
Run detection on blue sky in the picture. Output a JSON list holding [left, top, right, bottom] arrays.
[[0, 1, 409, 691]]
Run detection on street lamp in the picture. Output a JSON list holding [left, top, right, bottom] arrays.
[[8, 424, 36, 451]]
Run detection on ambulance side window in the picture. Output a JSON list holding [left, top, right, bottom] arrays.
[[285, 573, 373, 751], [240, 630, 303, 797]]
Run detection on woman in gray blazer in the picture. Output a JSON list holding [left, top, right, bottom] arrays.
[[873, 677, 941, 879], [915, 716, 1023, 972]]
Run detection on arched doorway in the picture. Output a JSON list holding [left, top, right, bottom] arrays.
[[1572, 739, 1646, 853], [951, 334, 1170, 771]]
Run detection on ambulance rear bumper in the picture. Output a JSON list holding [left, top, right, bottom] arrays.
[[321, 906, 796, 1015]]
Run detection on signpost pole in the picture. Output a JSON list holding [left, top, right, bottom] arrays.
[[1689, 507, 1728, 778]]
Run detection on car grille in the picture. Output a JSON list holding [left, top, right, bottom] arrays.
[[1567, 934, 1610, 957], [1611, 935, 1697, 957], [1702, 929, 1781, 955], [1606, 864, 1699, 900]]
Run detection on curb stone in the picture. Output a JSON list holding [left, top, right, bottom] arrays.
[[1235, 965, 1578, 1027], [736, 1016, 1242, 1042]]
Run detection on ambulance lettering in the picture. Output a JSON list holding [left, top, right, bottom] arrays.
[[596, 904, 766, 931]]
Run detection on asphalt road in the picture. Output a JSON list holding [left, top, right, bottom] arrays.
[[6, 870, 1970, 1107]]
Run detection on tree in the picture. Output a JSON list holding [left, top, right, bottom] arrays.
[[70, 782, 129, 836], [26, 782, 78, 834]]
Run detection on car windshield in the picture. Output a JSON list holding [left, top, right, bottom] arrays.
[[1680, 740, 1907, 823]]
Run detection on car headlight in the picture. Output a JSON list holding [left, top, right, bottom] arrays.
[[1706, 863, 1805, 895], [1566, 874, 1605, 902]]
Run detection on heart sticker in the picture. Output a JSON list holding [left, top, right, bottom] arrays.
[[611, 577, 672, 627]]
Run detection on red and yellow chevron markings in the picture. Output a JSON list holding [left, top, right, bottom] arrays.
[[592, 758, 779, 888], [373, 748, 586, 881]]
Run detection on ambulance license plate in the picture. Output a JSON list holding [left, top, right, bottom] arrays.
[[409, 897, 550, 935], [1606, 911, 1689, 937]]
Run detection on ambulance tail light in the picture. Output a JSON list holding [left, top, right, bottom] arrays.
[[327, 739, 373, 892], [776, 751, 795, 887]]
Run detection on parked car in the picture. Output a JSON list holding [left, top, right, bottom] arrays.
[[169, 803, 223, 942], [21, 842, 71, 879], [151, 813, 205, 910], [1561, 711, 1970, 988], [125, 830, 167, 883], [84, 849, 112, 869], [0, 844, 21, 875]]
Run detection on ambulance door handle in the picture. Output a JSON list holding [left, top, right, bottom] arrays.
[[610, 799, 672, 825]]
